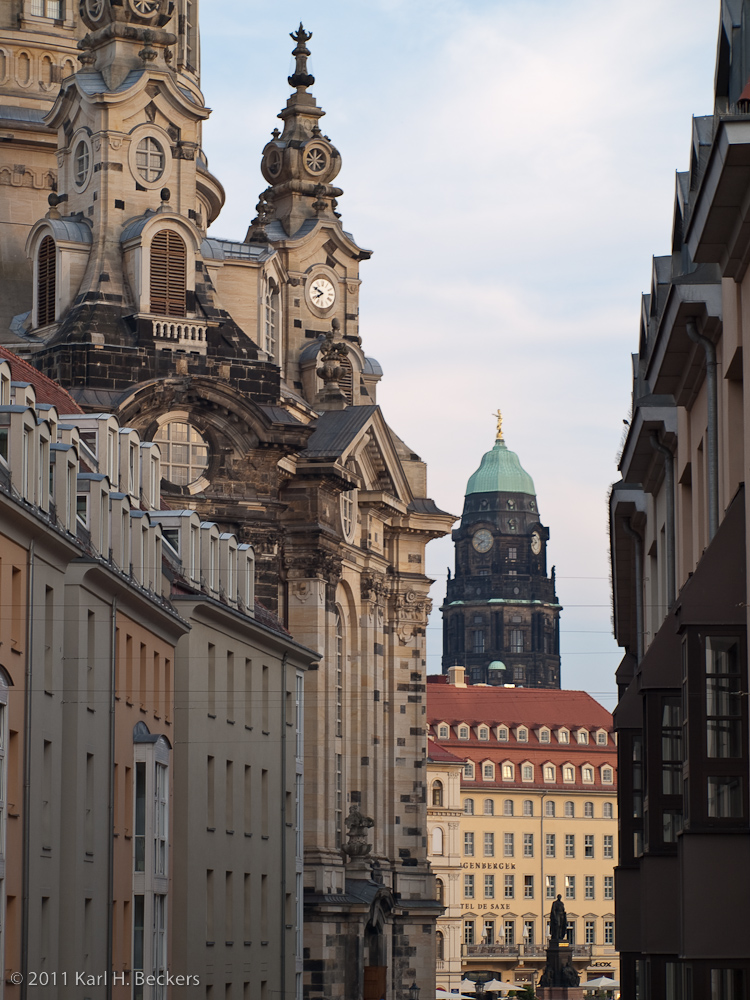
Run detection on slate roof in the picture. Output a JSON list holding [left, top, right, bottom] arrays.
[[302, 405, 377, 459], [0, 105, 48, 123], [0, 347, 83, 414], [76, 69, 143, 94]]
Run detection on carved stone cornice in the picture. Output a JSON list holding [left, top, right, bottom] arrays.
[[284, 548, 342, 585]]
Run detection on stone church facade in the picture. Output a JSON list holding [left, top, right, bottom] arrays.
[[0, 5, 454, 1000], [442, 419, 561, 688]]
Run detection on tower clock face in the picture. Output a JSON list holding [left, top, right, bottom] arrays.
[[472, 529, 494, 553], [531, 531, 542, 554], [309, 277, 336, 310]]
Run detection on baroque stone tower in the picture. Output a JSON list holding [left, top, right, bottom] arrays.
[[442, 414, 561, 688]]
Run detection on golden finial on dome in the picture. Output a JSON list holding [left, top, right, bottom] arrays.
[[492, 408, 503, 440]]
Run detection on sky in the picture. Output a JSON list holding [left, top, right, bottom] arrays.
[[199, 0, 721, 712]]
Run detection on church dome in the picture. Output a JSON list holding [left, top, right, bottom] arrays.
[[465, 437, 536, 497]]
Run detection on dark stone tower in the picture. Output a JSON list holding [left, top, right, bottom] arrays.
[[441, 415, 561, 688]]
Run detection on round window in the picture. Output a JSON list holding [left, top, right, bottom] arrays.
[[304, 146, 327, 174], [74, 140, 90, 187], [267, 148, 281, 177], [136, 136, 165, 183], [153, 421, 208, 486]]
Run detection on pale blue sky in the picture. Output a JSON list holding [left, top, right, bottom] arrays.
[[200, 0, 720, 709]]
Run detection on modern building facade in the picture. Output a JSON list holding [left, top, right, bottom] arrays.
[[426, 670, 619, 993], [442, 420, 561, 688], [610, 2, 750, 996], [0, 5, 453, 1000], [0, 348, 315, 1000]]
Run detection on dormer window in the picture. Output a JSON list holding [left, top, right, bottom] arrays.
[[557, 729, 570, 744], [482, 762, 494, 781], [478, 726, 489, 741], [563, 765, 575, 782], [543, 764, 555, 782], [464, 761, 475, 780], [601, 766, 614, 784], [582, 766, 594, 783], [437, 724, 449, 740], [502, 762, 514, 781], [577, 730, 589, 745], [150, 230, 186, 317], [596, 731, 608, 745], [521, 764, 533, 781], [458, 725, 470, 740], [497, 726, 509, 741], [539, 728, 550, 743], [517, 727, 528, 743]]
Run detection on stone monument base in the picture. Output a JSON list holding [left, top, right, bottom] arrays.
[[537, 989, 584, 999]]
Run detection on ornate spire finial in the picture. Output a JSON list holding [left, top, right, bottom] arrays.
[[493, 409, 503, 440], [288, 23, 315, 90]]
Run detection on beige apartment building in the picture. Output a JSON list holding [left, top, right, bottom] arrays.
[[427, 670, 619, 994], [0, 347, 315, 1000]]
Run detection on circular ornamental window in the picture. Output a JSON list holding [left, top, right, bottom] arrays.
[[136, 136, 165, 183], [153, 421, 209, 486]]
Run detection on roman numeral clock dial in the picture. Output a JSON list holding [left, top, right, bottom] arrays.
[[309, 277, 336, 310]]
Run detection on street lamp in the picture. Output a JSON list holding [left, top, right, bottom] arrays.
[[408, 983, 420, 1000]]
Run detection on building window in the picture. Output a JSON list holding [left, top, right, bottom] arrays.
[[473, 631, 485, 653], [707, 776, 743, 818], [540, 729, 550, 743], [577, 730, 589, 745], [263, 278, 278, 358], [522, 764, 533, 781], [565, 875, 575, 899], [524, 875, 534, 899], [544, 765, 555, 782], [706, 637, 742, 758], [584, 875, 595, 900], [585, 920, 595, 944], [601, 766, 614, 784], [136, 136, 166, 183], [563, 766, 574, 782], [436, 879, 444, 904], [37, 235, 56, 327], [503, 832, 514, 857], [483, 798, 494, 815], [497, 726, 509, 741], [584, 834, 594, 858], [436, 930, 444, 960], [464, 798, 475, 815], [31, 0, 62, 15], [604, 876, 614, 900], [582, 766, 594, 783], [545, 874, 556, 899], [502, 763, 514, 780], [517, 728, 528, 743], [484, 832, 495, 857], [464, 761, 475, 780], [74, 140, 90, 187], [503, 799, 513, 817], [565, 834, 575, 858], [545, 833, 555, 857], [464, 920, 475, 945], [432, 827, 443, 855], [484, 874, 495, 899], [523, 833, 533, 857], [478, 726, 489, 741], [504, 874, 515, 899], [438, 724, 449, 739], [546, 800, 555, 817], [603, 835, 613, 859], [564, 801, 574, 818], [154, 762, 168, 875], [584, 801, 594, 818], [597, 731, 608, 745], [504, 919, 515, 946], [604, 920, 614, 945], [464, 874, 475, 899], [558, 729, 569, 744], [150, 229, 186, 317], [483, 763, 494, 781], [603, 801, 613, 819], [523, 799, 533, 816], [431, 781, 443, 807], [524, 919, 535, 944], [483, 919, 495, 944], [508, 546, 517, 560], [458, 726, 469, 740], [464, 832, 474, 856], [510, 629, 523, 653]]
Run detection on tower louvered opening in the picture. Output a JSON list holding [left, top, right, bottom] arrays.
[[37, 235, 56, 327], [150, 230, 187, 317], [338, 355, 353, 404]]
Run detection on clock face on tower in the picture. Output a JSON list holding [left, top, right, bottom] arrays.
[[531, 531, 542, 554], [309, 276, 336, 310], [472, 529, 494, 553]]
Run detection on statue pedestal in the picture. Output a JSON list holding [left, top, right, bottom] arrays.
[[537, 940, 582, 995]]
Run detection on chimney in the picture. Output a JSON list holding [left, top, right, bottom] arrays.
[[447, 665, 467, 688]]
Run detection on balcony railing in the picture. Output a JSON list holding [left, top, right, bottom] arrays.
[[152, 319, 207, 353], [463, 944, 592, 960]]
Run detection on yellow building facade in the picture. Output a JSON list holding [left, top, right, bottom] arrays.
[[427, 670, 619, 993]]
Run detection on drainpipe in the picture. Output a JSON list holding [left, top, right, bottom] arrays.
[[686, 320, 719, 540], [21, 539, 34, 1000], [280, 652, 289, 1000], [107, 598, 117, 1000], [622, 520, 643, 663], [650, 432, 676, 607]]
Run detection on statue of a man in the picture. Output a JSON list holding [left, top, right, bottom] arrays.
[[342, 804, 374, 857], [561, 961, 579, 987], [550, 894, 568, 941]]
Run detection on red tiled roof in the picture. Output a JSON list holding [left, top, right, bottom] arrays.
[[427, 737, 466, 764], [427, 684, 613, 731], [0, 347, 83, 414]]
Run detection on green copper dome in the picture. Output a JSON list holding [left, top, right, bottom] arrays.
[[465, 438, 536, 497]]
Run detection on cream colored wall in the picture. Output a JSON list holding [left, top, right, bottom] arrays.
[[427, 761, 465, 991]]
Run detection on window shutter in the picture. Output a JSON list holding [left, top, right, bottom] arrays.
[[37, 235, 56, 327], [338, 355, 353, 403], [150, 230, 187, 317]]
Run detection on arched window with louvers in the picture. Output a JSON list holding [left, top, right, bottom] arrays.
[[37, 234, 56, 327], [150, 230, 187, 317]]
